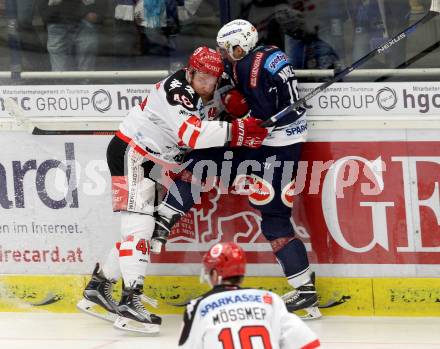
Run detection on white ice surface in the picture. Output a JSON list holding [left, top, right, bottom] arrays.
[[0, 313, 439, 349]]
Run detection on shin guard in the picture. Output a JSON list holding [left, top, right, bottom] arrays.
[[119, 211, 155, 288], [273, 237, 311, 288]]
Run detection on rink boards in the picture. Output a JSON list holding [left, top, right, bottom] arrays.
[[0, 128, 438, 316], [1, 81, 440, 317], [0, 275, 440, 316]]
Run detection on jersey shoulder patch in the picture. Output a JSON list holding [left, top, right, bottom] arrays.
[[264, 50, 289, 75], [164, 70, 199, 112]]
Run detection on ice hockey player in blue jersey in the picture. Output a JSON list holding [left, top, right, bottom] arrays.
[[152, 19, 321, 319], [178, 242, 321, 348]]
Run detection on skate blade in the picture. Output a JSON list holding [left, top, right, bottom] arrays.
[[76, 298, 118, 323], [113, 316, 160, 335], [296, 306, 322, 320]]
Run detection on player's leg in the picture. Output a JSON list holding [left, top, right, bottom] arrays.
[[249, 143, 321, 319], [271, 232, 321, 319], [152, 147, 230, 252], [77, 136, 161, 332], [77, 136, 125, 321], [151, 174, 196, 252], [110, 144, 162, 334], [113, 210, 162, 334]]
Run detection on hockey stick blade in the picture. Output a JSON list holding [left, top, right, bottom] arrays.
[[166, 299, 192, 307], [261, 0, 440, 128], [4, 97, 33, 132], [317, 296, 351, 309], [32, 127, 116, 136], [29, 293, 63, 306]]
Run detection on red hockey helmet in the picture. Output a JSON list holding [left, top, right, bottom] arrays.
[[202, 242, 246, 281], [188, 46, 224, 78]]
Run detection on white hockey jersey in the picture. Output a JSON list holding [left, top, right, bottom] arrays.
[[119, 69, 229, 165], [178, 285, 321, 349]]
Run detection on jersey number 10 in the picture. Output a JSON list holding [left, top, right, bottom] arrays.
[[218, 325, 272, 349]]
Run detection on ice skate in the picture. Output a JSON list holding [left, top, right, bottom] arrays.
[[282, 275, 322, 320], [76, 263, 119, 322], [113, 285, 162, 335]]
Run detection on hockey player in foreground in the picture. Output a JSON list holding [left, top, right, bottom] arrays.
[[76, 46, 269, 334], [178, 242, 321, 349], [152, 19, 321, 319]]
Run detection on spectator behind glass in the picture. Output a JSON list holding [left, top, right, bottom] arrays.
[[275, 4, 342, 71], [17, 0, 50, 71], [235, 0, 342, 71], [237, 0, 285, 49], [112, 0, 140, 70], [132, 0, 202, 71], [381, 0, 410, 67], [111, 0, 203, 71], [352, 0, 385, 61], [347, 0, 411, 69], [38, 0, 107, 71], [171, 0, 203, 71]]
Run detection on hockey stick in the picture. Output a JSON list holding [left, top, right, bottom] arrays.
[[4, 97, 116, 135], [32, 128, 116, 135], [261, 0, 440, 127], [375, 39, 440, 82], [167, 294, 344, 309]]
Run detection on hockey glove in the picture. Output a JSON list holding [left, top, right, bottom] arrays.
[[230, 117, 268, 149], [221, 89, 250, 119]]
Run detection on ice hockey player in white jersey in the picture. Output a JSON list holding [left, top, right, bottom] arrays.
[[178, 242, 321, 349], [76, 46, 269, 334]]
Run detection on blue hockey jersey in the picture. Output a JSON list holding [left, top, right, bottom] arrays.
[[229, 45, 307, 147]]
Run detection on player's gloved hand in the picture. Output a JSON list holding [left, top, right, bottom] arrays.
[[230, 117, 268, 149], [221, 89, 249, 119], [150, 214, 181, 254]]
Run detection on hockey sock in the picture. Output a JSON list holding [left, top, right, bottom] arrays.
[[274, 238, 312, 288], [159, 178, 198, 216], [118, 211, 155, 288], [157, 201, 184, 221], [101, 245, 122, 282]]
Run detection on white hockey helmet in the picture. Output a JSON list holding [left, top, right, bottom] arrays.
[[216, 19, 258, 60]]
